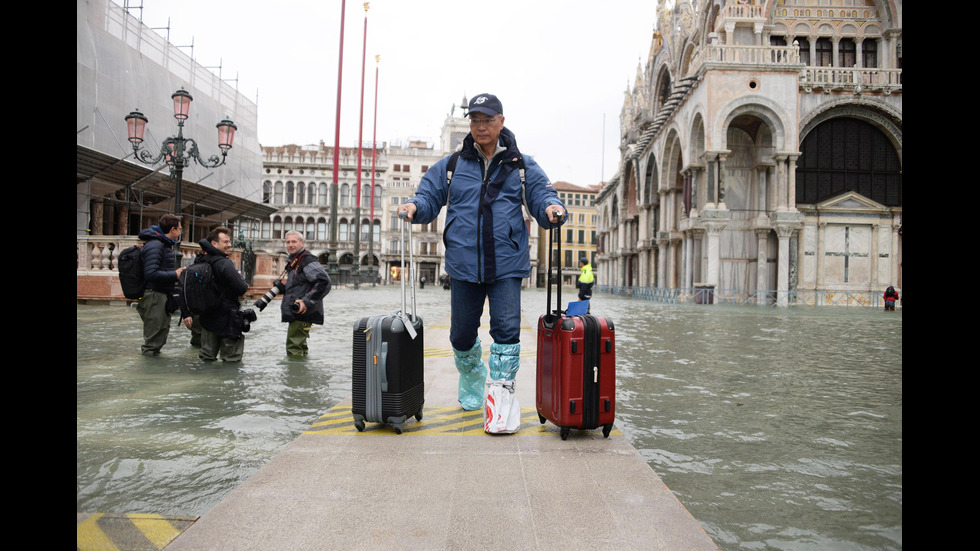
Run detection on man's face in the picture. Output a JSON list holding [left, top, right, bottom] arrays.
[[167, 224, 183, 240], [214, 232, 232, 255], [286, 234, 304, 255], [469, 114, 504, 153]]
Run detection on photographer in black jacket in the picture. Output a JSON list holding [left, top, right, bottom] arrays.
[[281, 230, 331, 357], [194, 227, 249, 362]]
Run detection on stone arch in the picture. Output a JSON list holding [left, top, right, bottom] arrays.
[[661, 129, 684, 193], [796, 116, 901, 207], [654, 67, 673, 113], [689, 111, 706, 162], [623, 156, 639, 218], [688, 112, 706, 214], [642, 149, 659, 206], [799, 98, 902, 163], [715, 96, 790, 153]]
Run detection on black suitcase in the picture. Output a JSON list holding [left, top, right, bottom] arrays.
[[351, 214, 424, 433]]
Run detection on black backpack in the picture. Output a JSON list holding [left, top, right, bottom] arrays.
[[117, 245, 145, 300], [181, 258, 222, 315]]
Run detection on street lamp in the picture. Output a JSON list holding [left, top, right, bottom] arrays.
[[125, 88, 237, 261]]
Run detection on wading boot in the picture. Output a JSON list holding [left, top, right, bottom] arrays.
[[485, 343, 521, 434], [453, 339, 487, 411]]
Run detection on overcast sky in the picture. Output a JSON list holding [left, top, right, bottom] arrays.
[[131, 0, 658, 188]]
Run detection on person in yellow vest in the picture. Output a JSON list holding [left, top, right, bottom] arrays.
[[577, 257, 594, 301]]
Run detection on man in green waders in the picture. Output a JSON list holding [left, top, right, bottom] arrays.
[[281, 231, 332, 357]]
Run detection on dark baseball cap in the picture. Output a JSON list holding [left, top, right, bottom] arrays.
[[468, 94, 503, 117]]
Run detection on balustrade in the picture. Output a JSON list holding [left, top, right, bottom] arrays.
[[801, 66, 902, 90], [595, 285, 899, 309], [687, 44, 901, 95]]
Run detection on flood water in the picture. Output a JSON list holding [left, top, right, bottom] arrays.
[[77, 286, 901, 550]]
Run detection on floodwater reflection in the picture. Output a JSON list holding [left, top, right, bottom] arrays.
[[77, 287, 901, 550]]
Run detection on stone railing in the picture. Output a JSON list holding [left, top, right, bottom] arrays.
[[76, 235, 281, 302], [691, 44, 801, 73], [597, 285, 901, 309], [720, 2, 765, 21], [77, 236, 203, 274], [800, 66, 902, 92]]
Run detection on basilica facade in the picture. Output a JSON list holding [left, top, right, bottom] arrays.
[[596, 0, 901, 306]]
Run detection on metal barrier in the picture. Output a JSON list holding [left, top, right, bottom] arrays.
[[596, 286, 900, 309]]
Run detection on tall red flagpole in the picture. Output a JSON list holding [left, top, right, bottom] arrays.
[[369, 54, 379, 285], [328, 0, 347, 278], [353, 2, 369, 287]]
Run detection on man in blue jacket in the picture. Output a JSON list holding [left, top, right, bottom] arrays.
[[136, 213, 185, 355], [397, 93, 566, 420]]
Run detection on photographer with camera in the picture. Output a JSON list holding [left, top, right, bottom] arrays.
[[188, 226, 249, 362], [276, 230, 331, 358]]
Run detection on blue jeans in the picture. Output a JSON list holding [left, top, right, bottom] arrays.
[[450, 278, 522, 350]]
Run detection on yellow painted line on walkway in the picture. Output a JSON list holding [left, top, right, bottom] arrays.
[[304, 405, 621, 436], [77, 514, 118, 551], [77, 513, 198, 551], [130, 514, 184, 548]]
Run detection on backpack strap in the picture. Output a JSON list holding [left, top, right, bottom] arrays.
[[446, 151, 528, 213], [446, 150, 462, 189]]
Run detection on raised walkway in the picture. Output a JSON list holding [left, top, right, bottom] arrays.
[[79, 310, 719, 550]]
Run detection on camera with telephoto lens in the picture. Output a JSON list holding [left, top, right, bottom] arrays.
[[254, 280, 286, 311], [238, 308, 258, 333]]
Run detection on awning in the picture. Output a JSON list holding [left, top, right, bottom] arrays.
[[77, 145, 277, 223]]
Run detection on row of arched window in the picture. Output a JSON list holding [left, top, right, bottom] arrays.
[[242, 216, 383, 242], [262, 181, 384, 207]]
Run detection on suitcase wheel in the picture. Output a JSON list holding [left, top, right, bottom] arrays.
[[602, 424, 612, 438], [538, 413, 547, 425], [392, 424, 403, 435], [560, 427, 570, 440], [353, 416, 365, 432], [415, 411, 423, 422]]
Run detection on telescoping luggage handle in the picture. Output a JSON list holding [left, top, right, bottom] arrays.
[[545, 223, 562, 325], [398, 211, 418, 339]]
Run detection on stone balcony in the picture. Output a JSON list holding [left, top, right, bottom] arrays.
[[800, 66, 902, 94]]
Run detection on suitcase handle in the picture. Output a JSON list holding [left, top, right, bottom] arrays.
[[545, 223, 562, 326], [398, 211, 417, 323]]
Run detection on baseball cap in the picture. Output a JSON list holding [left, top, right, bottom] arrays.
[[468, 94, 503, 117]]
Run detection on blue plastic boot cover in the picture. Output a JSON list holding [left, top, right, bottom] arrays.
[[489, 343, 521, 381], [453, 338, 486, 410]]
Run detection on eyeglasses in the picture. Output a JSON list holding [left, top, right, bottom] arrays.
[[469, 117, 499, 128]]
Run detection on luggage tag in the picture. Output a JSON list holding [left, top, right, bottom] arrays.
[[394, 311, 418, 339]]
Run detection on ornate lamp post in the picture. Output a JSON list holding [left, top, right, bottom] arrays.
[[125, 87, 237, 262]]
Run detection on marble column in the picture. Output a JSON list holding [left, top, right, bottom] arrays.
[[704, 222, 724, 287], [776, 225, 795, 306], [91, 198, 104, 236], [787, 154, 799, 211], [690, 229, 704, 287], [756, 228, 770, 305], [816, 222, 826, 290], [871, 223, 880, 291], [717, 153, 728, 209], [773, 154, 787, 211]]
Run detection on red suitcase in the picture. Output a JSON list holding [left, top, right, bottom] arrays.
[[536, 227, 616, 440]]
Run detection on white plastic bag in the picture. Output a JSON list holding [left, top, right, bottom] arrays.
[[484, 380, 521, 434]]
